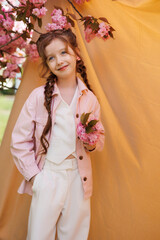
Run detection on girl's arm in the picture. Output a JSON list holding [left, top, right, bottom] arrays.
[[10, 91, 41, 181]]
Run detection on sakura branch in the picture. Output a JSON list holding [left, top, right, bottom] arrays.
[[0, 0, 115, 89]]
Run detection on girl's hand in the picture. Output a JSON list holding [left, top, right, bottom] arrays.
[[30, 175, 36, 185], [83, 142, 96, 152]]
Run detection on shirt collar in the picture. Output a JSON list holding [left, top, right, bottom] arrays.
[[52, 77, 88, 97]]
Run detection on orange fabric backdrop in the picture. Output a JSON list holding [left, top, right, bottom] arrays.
[[0, 0, 160, 239]]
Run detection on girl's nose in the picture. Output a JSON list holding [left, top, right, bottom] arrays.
[[56, 56, 63, 65]]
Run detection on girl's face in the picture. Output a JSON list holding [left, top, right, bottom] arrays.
[[45, 38, 77, 80]]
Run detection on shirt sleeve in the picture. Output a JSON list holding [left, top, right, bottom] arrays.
[[10, 91, 41, 181]]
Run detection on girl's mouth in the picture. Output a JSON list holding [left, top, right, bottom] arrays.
[[58, 65, 69, 71]]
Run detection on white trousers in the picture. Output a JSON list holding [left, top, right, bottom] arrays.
[[26, 158, 91, 240]]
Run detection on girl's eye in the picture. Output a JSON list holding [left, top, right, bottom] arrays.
[[61, 51, 67, 55], [48, 56, 54, 61]]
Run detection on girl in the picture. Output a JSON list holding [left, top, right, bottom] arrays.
[[11, 28, 105, 240]]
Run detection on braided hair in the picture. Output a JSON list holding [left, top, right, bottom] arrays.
[[36, 28, 93, 154]]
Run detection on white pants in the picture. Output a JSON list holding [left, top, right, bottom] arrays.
[[26, 158, 91, 240]]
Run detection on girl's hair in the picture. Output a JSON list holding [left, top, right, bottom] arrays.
[[36, 28, 93, 154]]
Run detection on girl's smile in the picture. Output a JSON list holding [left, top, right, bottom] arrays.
[[58, 64, 69, 71]]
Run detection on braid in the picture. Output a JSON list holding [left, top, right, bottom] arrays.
[[76, 59, 94, 93], [40, 72, 57, 154]]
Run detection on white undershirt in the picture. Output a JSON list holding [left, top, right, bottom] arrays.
[[45, 85, 79, 164]]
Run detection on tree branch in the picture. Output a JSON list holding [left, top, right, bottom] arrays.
[[6, 0, 18, 9], [0, 33, 24, 49], [66, 0, 83, 18]]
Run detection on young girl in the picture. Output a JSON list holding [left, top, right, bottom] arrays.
[[11, 28, 105, 240]]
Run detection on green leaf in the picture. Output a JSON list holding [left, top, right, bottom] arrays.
[[16, 12, 24, 21], [0, 60, 6, 67], [110, 26, 115, 31], [91, 22, 99, 31], [88, 120, 99, 127], [68, 13, 77, 20], [109, 31, 114, 38], [66, 16, 75, 27], [31, 14, 37, 21], [99, 17, 109, 24], [83, 112, 92, 125], [30, 40, 36, 44], [85, 126, 95, 134], [80, 112, 86, 125], [38, 18, 42, 28]]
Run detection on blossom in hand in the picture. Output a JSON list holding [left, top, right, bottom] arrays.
[[77, 112, 102, 146]]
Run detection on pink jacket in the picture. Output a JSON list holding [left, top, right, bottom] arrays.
[[10, 78, 105, 199]]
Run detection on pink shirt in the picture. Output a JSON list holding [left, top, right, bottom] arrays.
[[10, 78, 105, 199]]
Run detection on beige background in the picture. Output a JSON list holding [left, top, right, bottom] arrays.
[[0, 0, 160, 239]]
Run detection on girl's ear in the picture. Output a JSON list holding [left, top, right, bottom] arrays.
[[75, 47, 81, 61]]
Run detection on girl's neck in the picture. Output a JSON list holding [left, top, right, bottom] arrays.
[[57, 75, 78, 90]]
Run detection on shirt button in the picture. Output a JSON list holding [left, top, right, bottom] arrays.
[[79, 156, 83, 160], [83, 177, 87, 181], [76, 114, 79, 118]]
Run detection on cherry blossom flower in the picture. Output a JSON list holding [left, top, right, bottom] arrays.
[[77, 122, 101, 145], [2, 17, 14, 31], [76, 112, 103, 145], [45, 23, 62, 31], [45, 8, 71, 32], [51, 9, 62, 16], [96, 21, 110, 39], [29, 0, 47, 7], [18, 0, 27, 5], [84, 26, 96, 43], [32, 7, 47, 18], [13, 21, 27, 33], [25, 43, 39, 61], [3, 69, 10, 78], [32, 8, 40, 17], [39, 7, 47, 17], [74, 0, 89, 5], [9, 71, 17, 78]]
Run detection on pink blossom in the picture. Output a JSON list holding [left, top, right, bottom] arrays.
[[5, 52, 26, 65], [3, 69, 10, 78], [97, 22, 110, 39], [7, 62, 18, 71], [9, 71, 17, 78], [51, 9, 62, 16], [29, 0, 47, 7], [77, 121, 101, 145], [18, 0, 27, 5], [2, 17, 14, 31], [45, 8, 72, 31], [45, 23, 62, 32], [88, 132, 100, 145], [25, 43, 39, 61], [84, 26, 96, 43], [39, 7, 47, 17], [0, 35, 10, 46], [32, 8, 40, 17], [74, 0, 89, 4], [13, 20, 27, 33], [46, 8, 71, 31]]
